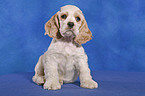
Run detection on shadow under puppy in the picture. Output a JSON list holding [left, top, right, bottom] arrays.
[[32, 5, 98, 90]]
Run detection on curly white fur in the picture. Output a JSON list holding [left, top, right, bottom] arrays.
[[32, 5, 98, 90]]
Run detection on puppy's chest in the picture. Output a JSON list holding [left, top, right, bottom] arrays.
[[59, 43, 77, 56], [64, 46, 75, 56]]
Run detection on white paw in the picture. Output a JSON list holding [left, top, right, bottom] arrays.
[[32, 75, 44, 85], [43, 80, 61, 90], [80, 80, 98, 89]]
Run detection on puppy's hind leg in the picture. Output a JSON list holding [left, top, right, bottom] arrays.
[[32, 55, 45, 85]]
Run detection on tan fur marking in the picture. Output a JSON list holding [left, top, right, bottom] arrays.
[[45, 11, 61, 39], [74, 18, 92, 45]]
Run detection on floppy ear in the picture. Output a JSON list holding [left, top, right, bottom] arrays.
[[74, 18, 92, 45], [45, 11, 61, 39]]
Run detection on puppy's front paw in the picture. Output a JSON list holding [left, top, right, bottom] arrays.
[[43, 80, 61, 90], [81, 80, 98, 89], [32, 75, 44, 85]]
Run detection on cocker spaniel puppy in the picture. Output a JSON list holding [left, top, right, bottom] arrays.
[[32, 5, 98, 90]]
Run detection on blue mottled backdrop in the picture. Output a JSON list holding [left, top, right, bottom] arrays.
[[0, 0, 145, 75]]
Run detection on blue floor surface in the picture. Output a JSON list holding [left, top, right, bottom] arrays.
[[0, 71, 145, 96]]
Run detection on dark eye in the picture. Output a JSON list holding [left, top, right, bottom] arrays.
[[61, 14, 67, 19], [76, 17, 81, 22]]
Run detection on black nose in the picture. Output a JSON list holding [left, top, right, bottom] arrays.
[[67, 22, 74, 28]]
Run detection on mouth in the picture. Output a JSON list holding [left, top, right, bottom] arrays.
[[63, 29, 75, 37], [66, 29, 74, 32]]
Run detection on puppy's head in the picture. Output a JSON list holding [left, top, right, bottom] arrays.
[[45, 5, 92, 45]]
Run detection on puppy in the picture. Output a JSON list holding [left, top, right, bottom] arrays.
[[32, 5, 98, 90]]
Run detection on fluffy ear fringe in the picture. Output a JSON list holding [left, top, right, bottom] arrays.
[[45, 11, 61, 39], [74, 18, 92, 45]]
